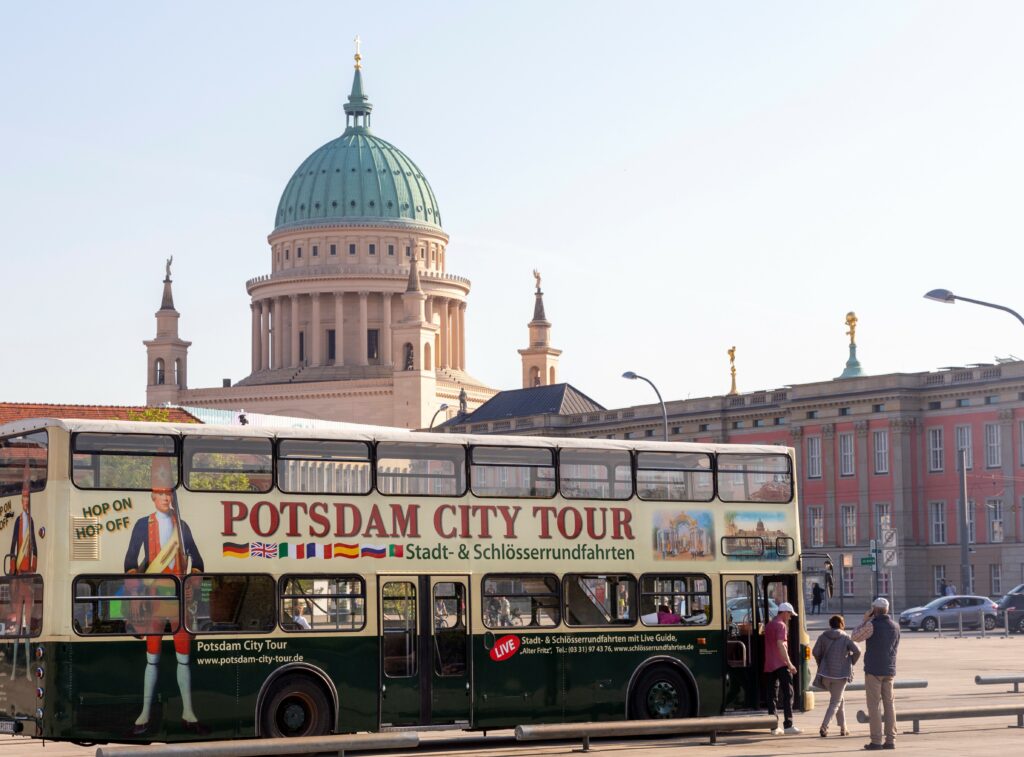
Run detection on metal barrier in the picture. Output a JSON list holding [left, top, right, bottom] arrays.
[[515, 714, 777, 751], [976, 674, 1024, 693], [95, 732, 419, 757], [856, 704, 1024, 734], [812, 679, 927, 693]]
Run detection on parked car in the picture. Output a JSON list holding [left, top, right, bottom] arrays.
[[726, 596, 779, 625], [994, 584, 1024, 633], [899, 594, 999, 631]]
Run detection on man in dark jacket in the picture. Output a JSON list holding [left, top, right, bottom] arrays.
[[851, 597, 900, 750]]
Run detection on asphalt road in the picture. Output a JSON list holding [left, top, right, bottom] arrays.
[[3, 618, 1021, 756]]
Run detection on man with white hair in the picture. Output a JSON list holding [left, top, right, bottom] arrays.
[[851, 597, 900, 750]]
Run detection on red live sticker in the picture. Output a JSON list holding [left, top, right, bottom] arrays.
[[489, 634, 521, 662]]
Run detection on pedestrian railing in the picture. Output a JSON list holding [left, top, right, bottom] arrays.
[[95, 731, 418, 757], [975, 674, 1024, 693], [855, 704, 1024, 734], [515, 714, 777, 752], [811, 678, 927, 692]]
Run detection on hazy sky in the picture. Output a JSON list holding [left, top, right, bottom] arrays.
[[4, 1, 1024, 412]]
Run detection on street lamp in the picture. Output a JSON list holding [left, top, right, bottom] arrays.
[[429, 403, 449, 429], [622, 371, 669, 441], [924, 288, 1024, 327]]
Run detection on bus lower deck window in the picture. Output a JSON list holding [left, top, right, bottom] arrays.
[[483, 574, 560, 629]]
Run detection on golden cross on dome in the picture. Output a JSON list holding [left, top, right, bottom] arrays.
[[354, 35, 362, 70]]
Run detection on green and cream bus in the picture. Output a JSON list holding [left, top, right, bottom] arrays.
[[0, 417, 817, 744]]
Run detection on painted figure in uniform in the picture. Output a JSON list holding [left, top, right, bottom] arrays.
[[123, 458, 205, 735], [8, 461, 38, 679]]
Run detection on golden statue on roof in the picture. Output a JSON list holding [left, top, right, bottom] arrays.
[[845, 311, 858, 345], [728, 346, 738, 396], [354, 35, 362, 70]]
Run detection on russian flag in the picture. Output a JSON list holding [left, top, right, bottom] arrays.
[[361, 544, 386, 558]]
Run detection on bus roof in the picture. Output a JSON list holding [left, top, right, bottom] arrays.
[[0, 417, 793, 455]]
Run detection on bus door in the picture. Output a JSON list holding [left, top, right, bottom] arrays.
[[722, 576, 759, 711], [760, 574, 802, 707], [378, 575, 471, 728]]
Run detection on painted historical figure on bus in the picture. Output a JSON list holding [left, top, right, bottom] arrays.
[[652, 509, 714, 561], [123, 458, 206, 735], [7, 461, 38, 679]]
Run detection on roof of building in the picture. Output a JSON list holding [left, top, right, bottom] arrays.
[[0, 403, 201, 425], [274, 63, 442, 234], [440, 383, 604, 426]]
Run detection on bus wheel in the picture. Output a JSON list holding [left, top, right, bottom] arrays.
[[631, 667, 691, 720], [261, 675, 332, 738]]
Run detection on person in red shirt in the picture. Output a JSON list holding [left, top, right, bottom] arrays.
[[765, 601, 801, 735]]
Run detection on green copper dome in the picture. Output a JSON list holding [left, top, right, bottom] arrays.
[[274, 66, 442, 233]]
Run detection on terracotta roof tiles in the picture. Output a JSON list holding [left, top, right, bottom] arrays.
[[0, 403, 201, 425]]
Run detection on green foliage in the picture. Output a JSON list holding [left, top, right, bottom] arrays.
[[125, 407, 173, 423]]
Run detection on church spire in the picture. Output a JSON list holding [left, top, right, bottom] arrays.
[[344, 35, 373, 130], [160, 255, 175, 311], [518, 270, 562, 388]]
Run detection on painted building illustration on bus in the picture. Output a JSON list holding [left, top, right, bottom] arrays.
[[723, 510, 793, 560], [652, 509, 714, 561]]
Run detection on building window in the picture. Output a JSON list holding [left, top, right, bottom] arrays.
[[807, 410, 818, 420], [330, 244, 337, 256], [313, 245, 319, 257], [285, 250, 289, 260], [988, 498, 1004, 543], [774, 417, 785, 426], [991, 564, 1002, 595], [839, 433, 854, 476], [420, 248, 425, 259], [671, 426, 681, 435], [327, 329, 336, 362], [388, 244, 395, 256], [968, 564, 975, 594], [347, 244, 356, 256], [732, 421, 743, 430], [841, 565, 854, 597], [873, 403, 885, 412], [984, 423, 1001, 468], [369, 244, 376, 256], [808, 506, 824, 547], [839, 407, 850, 416], [806, 436, 822, 479], [698, 424, 709, 433], [928, 428, 944, 472], [930, 502, 946, 544], [928, 401, 941, 410], [985, 395, 998, 405], [933, 565, 946, 596], [957, 398, 970, 408], [367, 329, 379, 361], [841, 504, 857, 546], [878, 569, 890, 596], [964, 499, 976, 544], [955, 425, 973, 469], [875, 503, 892, 535], [873, 430, 889, 474], [753, 419, 764, 428], [406, 246, 411, 257], [297, 247, 302, 258], [644, 429, 654, 438]]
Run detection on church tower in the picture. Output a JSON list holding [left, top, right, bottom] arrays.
[[144, 259, 191, 406], [392, 260, 439, 428], [518, 271, 561, 387]]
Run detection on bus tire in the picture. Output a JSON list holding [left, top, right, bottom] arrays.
[[630, 666, 692, 720], [260, 674, 333, 738]]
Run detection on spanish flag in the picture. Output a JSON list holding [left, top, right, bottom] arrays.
[[334, 543, 359, 559], [223, 542, 250, 558]]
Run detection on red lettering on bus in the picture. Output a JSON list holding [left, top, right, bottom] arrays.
[[280, 501, 307, 537], [333, 503, 361, 537], [557, 507, 583, 539], [497, 505, 521, 538], [390, 503, 420, 538], [611, 507, 634, 540], [222, 501, 247, 536], [532, 506, 556, 539], [472, 505, 496, 538], [250, 501, 280, 537], [489, 634, 521, 662], [309, 502, 330, 538], [586, 507, 608, 539], [364, 506, 388, 538], [459, 504, 471, 538], [434, 504, 457, 538]]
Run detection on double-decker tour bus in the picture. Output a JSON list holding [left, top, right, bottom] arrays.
[[0, 418, 818, 744]]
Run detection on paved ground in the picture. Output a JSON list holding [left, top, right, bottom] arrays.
[[3, 617, 1021, 756]]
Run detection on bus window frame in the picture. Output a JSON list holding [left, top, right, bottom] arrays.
[[71, 574, 179, 638], [0, 429, 48, 496], [558, 447, 633, 501], [182, 435, 274, 494], [182, 572, 277, 635], [562, 573, 638, 628], [70, 432, 179, 492], [715, 452, 794, 504], [481, 572, 561, 630], [277, 573, 367, 633], [374, 441, 468, 498], [469, 444, 557, 499], [638, 572, 713, 627], [276, 438, 373, 496], [635, 450, 715, 503]]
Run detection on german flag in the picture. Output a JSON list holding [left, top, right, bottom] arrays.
[[334, 543, 359, 559], [223, 542, 250, 558]]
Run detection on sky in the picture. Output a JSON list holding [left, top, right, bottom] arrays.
[[3, 1, 1024, 412]]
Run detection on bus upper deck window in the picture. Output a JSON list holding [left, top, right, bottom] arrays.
[[277, 439, 372, 495], [470, 446, 555, 498], [376, 442, 466, 497], [0, 430, 48, 496], [636, 451, 713, 502], [72, 433, 177, 490], [559, 448, 631, 500], [183, 436, 273, 493], [716, 453, 792, 503]]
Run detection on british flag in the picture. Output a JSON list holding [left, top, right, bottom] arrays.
[[250, 542, 277, 559]]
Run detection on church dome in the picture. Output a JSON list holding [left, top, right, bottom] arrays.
[[273, 63, 442, 233]]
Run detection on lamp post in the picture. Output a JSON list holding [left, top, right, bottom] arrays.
[[622, 371, 669, 441], [430, 405, 450, 430], [429, 403, 449, 430], [924, 289, 1024, 327]]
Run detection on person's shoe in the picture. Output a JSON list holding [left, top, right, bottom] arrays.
[[130, 721, 151, 737], [883, 743, 895, 750], [864, 744, 884, 751], [771, 727, 784, 735], [820, 726, 828, 737], [182, 720, 210, 735], [840, 727, 850, 736], [784, 726, 802, 735]]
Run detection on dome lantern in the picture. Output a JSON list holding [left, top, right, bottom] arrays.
[[344, 36, 372, 131]]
